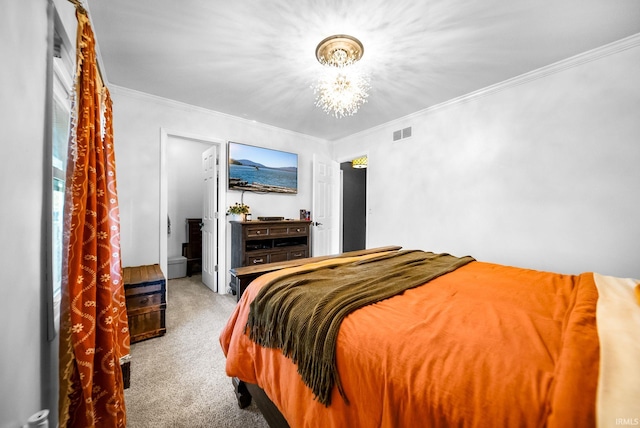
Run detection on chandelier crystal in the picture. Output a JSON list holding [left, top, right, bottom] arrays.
[[312, 35, 370, 118]]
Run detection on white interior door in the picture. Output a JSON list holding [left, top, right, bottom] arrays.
[[202, 145, 218, 291], [312, 153, 340, 256]]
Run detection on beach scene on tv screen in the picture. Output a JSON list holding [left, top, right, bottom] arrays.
[[228, 143, 298, 194]]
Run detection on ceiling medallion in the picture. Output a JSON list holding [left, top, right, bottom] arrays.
[[315, 34, 364, 65], [312, 35, 370, 118]]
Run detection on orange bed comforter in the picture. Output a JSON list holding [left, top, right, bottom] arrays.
[[220, 253, 600, 428]]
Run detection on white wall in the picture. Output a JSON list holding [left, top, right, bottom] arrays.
[[111, 87, 328, 286], [0, 0, 62, 426], [334, 37, 640, 278]]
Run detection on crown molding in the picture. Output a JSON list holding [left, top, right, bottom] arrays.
[[109, 84, 328, 144], [418, 32, 640, 115], [335, 32, 640, 144]]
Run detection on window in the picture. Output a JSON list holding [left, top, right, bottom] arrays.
[[48, 24, 73, 340], [52, 64, 69, 304]]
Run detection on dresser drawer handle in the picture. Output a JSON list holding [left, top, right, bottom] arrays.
[[256, 231, 261, 235], [292, 252, 303, 257], [295, 228, 301, 232], [253, 258, 264, 264], [139, 297, 149, 305]]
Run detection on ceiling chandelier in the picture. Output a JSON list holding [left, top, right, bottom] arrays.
[[312, 34, 370, 118]]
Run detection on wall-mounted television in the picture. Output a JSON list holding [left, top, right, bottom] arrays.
[[228, 141, 298, 194]]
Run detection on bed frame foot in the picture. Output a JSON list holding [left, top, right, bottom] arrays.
[[232, 377, 252, 409]]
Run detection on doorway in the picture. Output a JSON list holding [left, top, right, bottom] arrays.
[[160, 130, 225, 293], [340, 157, 367, 252]]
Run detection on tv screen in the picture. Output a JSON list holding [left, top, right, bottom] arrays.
[[228, 141, 298, 194]]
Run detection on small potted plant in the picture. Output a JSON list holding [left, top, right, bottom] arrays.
[[226, 202, 250, 222]]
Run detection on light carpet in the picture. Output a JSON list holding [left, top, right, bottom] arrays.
[[124, 274, 269, 428]]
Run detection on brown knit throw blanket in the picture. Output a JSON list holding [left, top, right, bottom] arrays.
[[246, 250, 475, 406]]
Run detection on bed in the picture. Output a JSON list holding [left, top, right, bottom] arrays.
[[220, 246, 640, 428]]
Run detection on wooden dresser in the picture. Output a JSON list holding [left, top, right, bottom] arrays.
[[230, 220, 311, 300], [123, 264, 167, 343], [183, 218, 202, 276], [229, 246, 402, 303]]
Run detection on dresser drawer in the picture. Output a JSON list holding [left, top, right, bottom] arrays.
[[269, 251, 289, 263], [247, 251, 290, 264], [269, 225, 289, 236], [247, 253, 269, 265], [246, 226, 269, 238], [289, 225, 307, 235], [289, 248, 308, 259]]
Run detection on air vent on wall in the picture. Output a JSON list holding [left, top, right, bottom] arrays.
[[393, 126, 412, 141]]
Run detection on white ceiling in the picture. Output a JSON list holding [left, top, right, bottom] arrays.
[[86, 0, 640, 141]]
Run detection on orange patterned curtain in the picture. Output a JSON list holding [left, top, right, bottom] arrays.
[[59, 8, 129, 427]]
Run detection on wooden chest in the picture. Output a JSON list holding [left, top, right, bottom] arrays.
[[123, 264, 167, 343]]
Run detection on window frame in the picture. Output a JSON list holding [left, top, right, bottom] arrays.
[[47, 19, 74, 342]]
